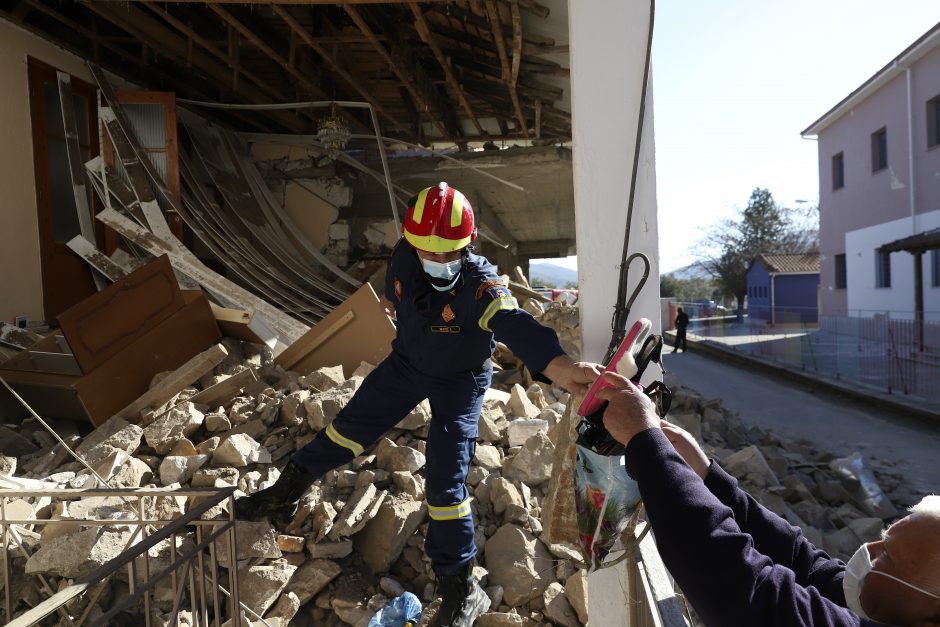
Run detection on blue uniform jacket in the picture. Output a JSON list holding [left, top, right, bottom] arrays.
[[625, 428, 878, 626], [384, 239, 565, 377]]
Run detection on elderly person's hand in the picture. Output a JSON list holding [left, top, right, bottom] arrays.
[[542, 355, 603, 396], [661, 419, 711, 479], [594, 371, 660, 445]]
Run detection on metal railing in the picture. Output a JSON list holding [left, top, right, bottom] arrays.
[[684, 314, 940, 402], [1, 486, 244, 627]]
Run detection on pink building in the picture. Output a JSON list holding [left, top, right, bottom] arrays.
[[802, 22, 940, 322]]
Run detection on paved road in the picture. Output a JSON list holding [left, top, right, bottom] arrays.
[[662, 349, 940, 507]]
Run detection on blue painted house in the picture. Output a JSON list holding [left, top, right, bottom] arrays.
[[747, 254, 820, 324]]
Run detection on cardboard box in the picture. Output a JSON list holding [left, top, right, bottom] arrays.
[[0, 257, 220, 426]]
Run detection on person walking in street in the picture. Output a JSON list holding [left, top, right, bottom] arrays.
[[235, 182, 601, 627], [673, 306, 689, 353]]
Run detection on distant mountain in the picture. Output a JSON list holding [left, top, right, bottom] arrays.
[[663, 262, 712, 281], [529, 262, 578, 287]]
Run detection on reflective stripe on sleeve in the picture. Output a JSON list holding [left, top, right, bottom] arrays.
[[325, 422, 364, 458], [427, 497, 473, 521], [478, 296, 519, 332]]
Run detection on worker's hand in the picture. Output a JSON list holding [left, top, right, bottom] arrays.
[[595, 371, 659, 446], [542, 355, 602, 396], [660, 420, 711, 480], [379, 296, 397, 320]]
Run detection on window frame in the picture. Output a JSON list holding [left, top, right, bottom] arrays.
[[835, 253, 847, 289], [871, 127, 887, 172], [932, 249, 940, 288], [875, 250, 892, 289], [832, 152, 845, 190], [928, 95, 940, 149]]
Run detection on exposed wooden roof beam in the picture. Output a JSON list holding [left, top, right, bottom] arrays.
[[410, 3, 485, 136], [141, 2, 296, 111], [344, 5, 455, 140], [79, 1, 306, 132], [271, 5, 409, 136], [206, 4, 372, 135], [483, 0, 527, 139], [105, 0, 452, 3]]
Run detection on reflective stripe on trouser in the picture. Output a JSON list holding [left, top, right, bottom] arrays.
[[423, 364, 488, 575]]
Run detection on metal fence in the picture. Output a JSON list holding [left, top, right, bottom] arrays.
[[1, 486, 246, 627], [686, 313, 940, 403]]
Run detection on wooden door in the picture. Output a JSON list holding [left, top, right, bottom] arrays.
[[27, 57, 100, 322]]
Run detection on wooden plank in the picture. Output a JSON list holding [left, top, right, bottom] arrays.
[[275, 283, 395, 379], [114, 343, 227, 422], [66, 235, 127, 282], [508, 280, 551, 303], [55, 335, 71, 354], [57, 255, 183, 374], [187, 367, 257, 408], [57, 72, 106, 291], [95, 207, 310, 345], [210, 305, 278, 348]]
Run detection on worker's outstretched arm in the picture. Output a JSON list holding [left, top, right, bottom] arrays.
[[596, 374, 866, 627], [661, 421, 847, 603]]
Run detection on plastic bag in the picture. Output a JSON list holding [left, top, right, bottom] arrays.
[[368, 591, 423, 627], [574, 444, 642, 571], [829, 452, 897, 519]]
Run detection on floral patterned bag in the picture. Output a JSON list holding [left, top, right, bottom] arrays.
[[573, 444, 642, 571]]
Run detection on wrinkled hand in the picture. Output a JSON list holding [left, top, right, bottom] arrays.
[[595, 371, 660, 446], [661, 420, 711, 479], [542, 355, 603, 396]]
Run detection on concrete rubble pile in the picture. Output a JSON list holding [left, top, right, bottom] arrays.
[[2, 298, 900, 626], [665, 381, 902, 561], [1, 333, 590, 627]]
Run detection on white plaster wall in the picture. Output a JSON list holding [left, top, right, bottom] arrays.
[[844, 208, 940, 320], [569, 0, 659, 624], [0, 19, 97, 323]]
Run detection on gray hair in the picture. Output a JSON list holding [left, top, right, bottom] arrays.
[[910, 495, 940, 519]]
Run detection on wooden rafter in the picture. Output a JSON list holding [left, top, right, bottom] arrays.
[[410, 4, 485, 136], [344, 5, 454, 140], [270, 5, 409, 135], [141, 2, 299, 110], [206, 4, 372, 135], [483, 0, 528, 139], [79, 1, 306, 132]]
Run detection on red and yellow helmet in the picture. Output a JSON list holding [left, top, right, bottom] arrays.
[[402, 182, 477, 253]]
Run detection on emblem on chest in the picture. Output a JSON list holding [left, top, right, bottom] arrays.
[[441, 304, 456, 322]]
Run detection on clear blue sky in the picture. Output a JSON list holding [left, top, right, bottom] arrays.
[[535, 2, 940, 274]]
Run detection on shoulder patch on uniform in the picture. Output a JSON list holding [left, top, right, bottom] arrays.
[[393, 278, 403, 301], [475, 279, 504, 300], [485, 285, 513, 301]]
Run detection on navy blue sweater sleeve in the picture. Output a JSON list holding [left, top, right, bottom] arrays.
[[491, 310, 566, 376], [624, 429, 867, 627], [704, 462, 848, 604]]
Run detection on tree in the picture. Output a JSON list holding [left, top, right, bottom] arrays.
[[660, 274, 719, 302], [696, 188, 818, 318]]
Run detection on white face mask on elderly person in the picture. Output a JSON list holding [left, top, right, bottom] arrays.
[[843, 542, 940, 621]]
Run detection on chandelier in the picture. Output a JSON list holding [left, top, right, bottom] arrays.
[[316, 105, 351, 158]]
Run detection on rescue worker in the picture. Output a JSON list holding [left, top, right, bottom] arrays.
[[235, 182, 601, 627]]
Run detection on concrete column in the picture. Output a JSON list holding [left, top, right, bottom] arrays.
[[568, 0, 660, 624]]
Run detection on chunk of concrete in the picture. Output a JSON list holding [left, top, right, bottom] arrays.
[[502, 432, 554, 486], [474, 444, 502, 471], [329, 484, 387, 539], [284, 559, 343, 605], [237, 561, 297, 616], [213, 434, 270, 467], [506, 419, 548, 447], [543, 582, 579, 627], [564, 569, 589, 625], [508, 384, 540, 419], [356, 495, 427, 574], [144, 402, 205, 455], [485, 524, 556, 606], [159, 455, 209, 486], [26, 528, 134, 579]]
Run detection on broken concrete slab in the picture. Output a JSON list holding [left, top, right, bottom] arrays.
[[159, 455, 209, 486], [329, 484, 387, 539], [212, 433, 270, 467], [237, 560, 297, 616], [356, 494, 426, 574], [285, 558, 343, 606], [485, 523, 556, 607], [25, 527, 134, 579], [144, 402, 205, 455], [502, 432, 554, 486]]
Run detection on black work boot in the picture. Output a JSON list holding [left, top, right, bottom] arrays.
[[434, 564, 491, 627], [234, 460, 316, 522]]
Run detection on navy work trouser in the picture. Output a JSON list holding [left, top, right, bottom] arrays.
[[292, 349, 491, 575]]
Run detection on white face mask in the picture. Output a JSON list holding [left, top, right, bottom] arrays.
[[843, 543, 940, 622], [421, 257, 462, 291]]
